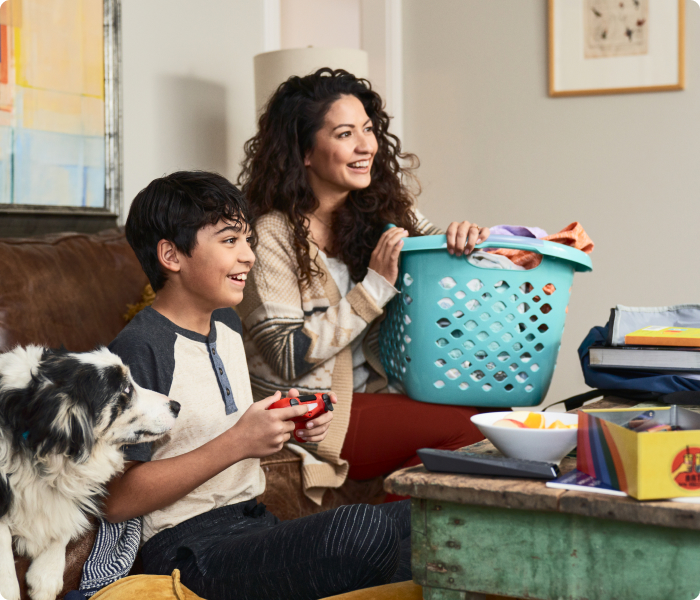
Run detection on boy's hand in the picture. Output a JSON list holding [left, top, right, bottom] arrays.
[[232, 392, 310, 458], [295, 390, 337, 443]]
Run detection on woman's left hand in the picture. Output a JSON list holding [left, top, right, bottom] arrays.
[[294, 391, 337, 443], [446, 221, 490, 257]]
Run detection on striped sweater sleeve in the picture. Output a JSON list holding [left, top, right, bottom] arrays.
[[237, 213, 387, 382], [413, 208, 443, 236]]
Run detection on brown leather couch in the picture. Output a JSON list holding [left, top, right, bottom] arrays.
[[0, 229, 384, 600]]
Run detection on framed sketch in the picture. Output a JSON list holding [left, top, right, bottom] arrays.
[[0, 0, 121, 236], [549, 0, 685, 97]]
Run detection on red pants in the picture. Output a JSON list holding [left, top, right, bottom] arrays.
[[340, 393, 489, 481]]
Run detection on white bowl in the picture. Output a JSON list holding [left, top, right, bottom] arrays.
[[470, 411, 579, 464]]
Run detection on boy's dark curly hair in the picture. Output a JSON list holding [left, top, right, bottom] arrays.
[[238, 68, 420, 287]]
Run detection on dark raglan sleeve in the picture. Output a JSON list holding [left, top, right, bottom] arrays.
[[108, 313, 177, 462]]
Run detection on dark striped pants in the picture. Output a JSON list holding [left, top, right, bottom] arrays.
[[141, 499, 411, 600]]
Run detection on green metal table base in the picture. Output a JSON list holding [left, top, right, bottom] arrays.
[[411, 498, 700, 600]]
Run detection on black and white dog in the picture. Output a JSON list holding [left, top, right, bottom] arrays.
[[0, 345, 179, 600]]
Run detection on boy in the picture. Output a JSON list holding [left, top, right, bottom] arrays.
[[93, 172, 410, 600]]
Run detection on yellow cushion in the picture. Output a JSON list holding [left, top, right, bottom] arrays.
[[320, 581, 423, 600], [91, 569, 205, 600]]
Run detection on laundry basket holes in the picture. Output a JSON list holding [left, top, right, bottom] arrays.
[[471, 370, 485, 381], [525, 384, 534, 392], [437, 318, 451, 328], [403, 294, 413, 305], [451, 329, 464, 339], [505, 314, 515, 322], [486, 362, 496, 371], [467, 279, 484, 292], [487, 341, 500, 352], [516, 372, 529, 383], [448, 349, 463, 360], [516, 323, 527, 333], [401, 365, 406, 373], [439, 277, 456, 290], [481, 292, 492, 301], [492, 302, 507, 313], [404, 314, 412, 325], [505, 384, 514, 391], [461, 360, 471, 369], [405, 356, 411, 362], [509, 363, 518, 371], [494, 280, 510, 293], [436, 338, 449, 347], [435, 358, 446, 367], [476, 331, 489, 341], [512, 342, 523, 351], [404, 273, 414, 287], [474, 350, 488, 360], [532, 295, 541, 303], [404, 335, 412, 344], [498, 352, 510, 362], [455, 290, 466, 300], [400, 344, 405, 352], [459, 382, 469, 390], [501, 333, 513, 343], [466, 299, 481, 311], [434, 380, 445, 389], [541, 303, 552, 314], [445, 368, 460, 380], [464, 320, 478, 331], [520, 352, 532, 363], [529, 315, 538, 322], [480, 312, 490, 322], [525, 333, 535, 342], [482, 384, 493, 392], [517, 303, 530, 314], [520, 282, 534, 294], [438, 297, 454, 310], [543, 283, 556, 295], [531, 363, 540, 372], [463, 340, 475, 350], [494, 371, 507, 382], [538, 324, 549, 333], [534, 343, 544, 352], [453, 310, 464, 319], [490, 321, 504, 333], [509, 294, 519, 303]]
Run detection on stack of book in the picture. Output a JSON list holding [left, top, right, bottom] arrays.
[[590, 326, 700, 374]]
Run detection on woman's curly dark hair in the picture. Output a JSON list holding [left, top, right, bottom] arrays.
[[238, 68, 421, 287]]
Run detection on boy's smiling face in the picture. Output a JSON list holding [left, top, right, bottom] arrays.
[[177, 218, 255, 310]]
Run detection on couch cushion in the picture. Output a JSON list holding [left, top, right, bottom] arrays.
[[0, 228, 147, 352]]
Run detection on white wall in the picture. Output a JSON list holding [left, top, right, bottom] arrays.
[[121, 0, 265, 214], [280, 0, 361, 50], [402, 0, 700, 405]]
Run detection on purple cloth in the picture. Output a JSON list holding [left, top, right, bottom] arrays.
[[489, 225, 548, 239]]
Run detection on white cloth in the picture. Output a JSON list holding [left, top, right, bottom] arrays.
[[318, 250, 398, 391], [466, 250, 524, 271]]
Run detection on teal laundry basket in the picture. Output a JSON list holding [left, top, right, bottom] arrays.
[[379, 234, 592, 407]]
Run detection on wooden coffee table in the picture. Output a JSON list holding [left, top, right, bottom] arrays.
[[385, 398, 700, 600]]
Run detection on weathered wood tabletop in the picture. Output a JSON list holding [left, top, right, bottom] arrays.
[[387, 397, 700, 600]]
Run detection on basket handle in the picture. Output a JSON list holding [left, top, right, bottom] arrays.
[[384, 225, 592, 272]]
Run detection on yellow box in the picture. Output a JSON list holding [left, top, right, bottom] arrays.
[[577, 407, 700, 500]]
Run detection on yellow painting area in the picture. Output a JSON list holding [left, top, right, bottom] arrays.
[[0, 0, 105, 207]]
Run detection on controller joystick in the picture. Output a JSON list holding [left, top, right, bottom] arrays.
[[268, 393, 333, 443]]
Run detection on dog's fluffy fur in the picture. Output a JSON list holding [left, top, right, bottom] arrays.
[[0, 345, 178, 600]]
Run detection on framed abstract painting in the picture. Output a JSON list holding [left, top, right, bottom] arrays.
[[549, 0, 685, 97], [0, 0, 121, 236]]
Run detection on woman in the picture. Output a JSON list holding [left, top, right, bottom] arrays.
[[237, 68, 491, 501]]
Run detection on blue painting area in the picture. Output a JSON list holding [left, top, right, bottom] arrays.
[[12, 128, 105, 207], [0, 126, 13, 203]]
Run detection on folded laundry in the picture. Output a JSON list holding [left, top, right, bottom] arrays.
[[489, 224, 548, 239], [491, 222, 594, 270], [467, 250, 525, 271]]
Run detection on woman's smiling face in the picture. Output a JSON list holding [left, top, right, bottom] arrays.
[[304, 94, 378, 198]]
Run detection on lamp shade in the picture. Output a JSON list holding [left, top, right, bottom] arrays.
[[254, 48, 369, 113]]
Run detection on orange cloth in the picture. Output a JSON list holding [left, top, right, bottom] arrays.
[[491, 221, 594, 270]]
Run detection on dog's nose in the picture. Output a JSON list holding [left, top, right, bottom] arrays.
[[169, 400, 181, 417]]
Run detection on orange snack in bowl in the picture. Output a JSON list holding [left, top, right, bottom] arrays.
[[523, 413, 546, 429]]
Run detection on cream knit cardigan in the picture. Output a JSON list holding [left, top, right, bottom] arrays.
[[237, 210, 440, 503]]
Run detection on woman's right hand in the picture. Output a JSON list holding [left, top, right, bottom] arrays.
[[368, 227, 409, 286]]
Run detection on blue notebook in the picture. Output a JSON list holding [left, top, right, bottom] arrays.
[[545, 469, 628, 497]]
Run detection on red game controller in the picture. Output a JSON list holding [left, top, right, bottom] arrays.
[[268, 393, 334, 443]]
